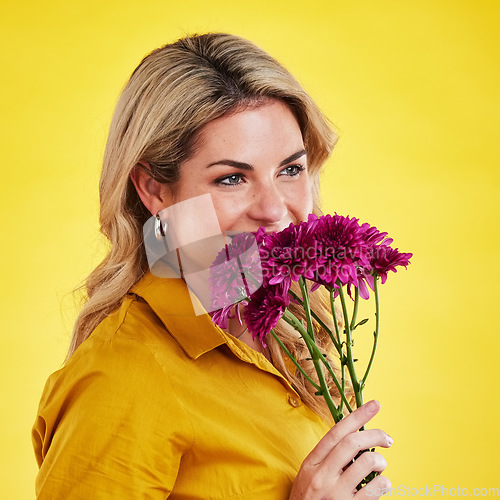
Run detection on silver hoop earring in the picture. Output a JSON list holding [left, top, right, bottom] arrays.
[[155, 212, 167, 240]]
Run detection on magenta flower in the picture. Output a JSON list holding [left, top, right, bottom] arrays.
[[210, 214, 411, 345], [209, 231, 262, 311], [351, 267, 373, 300], [257, 224, 296, 289], [370, 245, 413, 284], [358, 222, 391, 247], [311, 214, 368, 290], [353, 240, 412, 299], [210, 302, 248, 330], [244, 283, 290, 346], [344, 221, 392, 299], [257, 216, 320, 290]]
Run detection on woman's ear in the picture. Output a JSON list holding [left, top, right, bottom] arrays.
[[130, 164, 172, 216]]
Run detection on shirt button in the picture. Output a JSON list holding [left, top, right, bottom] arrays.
[[287, 395, 301, 407]]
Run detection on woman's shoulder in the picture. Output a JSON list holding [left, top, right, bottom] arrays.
[[32, 294, 195, 496], [44, 292, 186, 398], [90, 291, 183, 357], [35, 271, 223, 416]]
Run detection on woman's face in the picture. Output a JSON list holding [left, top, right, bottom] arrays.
[[160, 99, 313, 235]]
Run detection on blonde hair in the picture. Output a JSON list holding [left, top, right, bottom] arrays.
[[70, 33, 347, 421]]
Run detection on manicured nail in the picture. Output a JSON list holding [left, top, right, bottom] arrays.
[[364, 400, 379, 413]]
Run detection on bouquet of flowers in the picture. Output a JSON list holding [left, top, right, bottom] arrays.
[[209, 213, 411, 480]]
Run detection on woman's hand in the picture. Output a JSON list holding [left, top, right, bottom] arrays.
[[289, 400, 392, 500]]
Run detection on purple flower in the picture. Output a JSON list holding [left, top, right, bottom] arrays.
[[353, 235, 412, 298], [244, 283, 290, 346], [258, 215, 321, 288], [257, 223, 296, 289], [358, 222, 391, 247], [370, 245, 413, 284], [209, 214, 412, 342], [209, 231, 263, 311], [311, 214, 368, 289], [352, 267, 374, 300], [210, 302, 248, 330]]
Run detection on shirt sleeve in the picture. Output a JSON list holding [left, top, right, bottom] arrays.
[[32, 335, 194, 499]]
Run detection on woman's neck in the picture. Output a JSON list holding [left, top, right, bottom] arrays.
[[179, 273, 270, 360], [226, 313, 270, 360]]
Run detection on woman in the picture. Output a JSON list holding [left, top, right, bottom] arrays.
[[32, 33, 393, 499]]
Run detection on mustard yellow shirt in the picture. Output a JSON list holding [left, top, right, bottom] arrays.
[[32, 272, 330, 499]]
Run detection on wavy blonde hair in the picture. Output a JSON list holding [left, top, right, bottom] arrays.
[[70, 33, 348, 421]]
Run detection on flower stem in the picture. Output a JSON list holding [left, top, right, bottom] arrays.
[[298, 277, 315, 341], [290, 289, 341, 353], [298, 277, 347, 420], [330, 290, 346, 414], [329, 290, 342, 352], [282, 310, 344, 422], [349, 287, 360, 332], [338, 286, 363, 409], [282, 310, 352, 418], [269, 328, 320, 391], [360, 276, 380, 391]]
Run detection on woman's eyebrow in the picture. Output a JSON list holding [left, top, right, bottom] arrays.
[[279, 149, 307, 167], [206, 149, 307, 170], [206, 159, 253, 170]]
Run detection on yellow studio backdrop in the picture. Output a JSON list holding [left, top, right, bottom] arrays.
[[1, 0, 498, 497]]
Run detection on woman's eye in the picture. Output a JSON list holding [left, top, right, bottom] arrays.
[[280, 164, 305, 177], [216, 173, 244, 186]]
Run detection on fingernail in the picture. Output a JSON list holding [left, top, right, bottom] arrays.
[[364, 400, 379, 413], [387, 435, 393, 446]]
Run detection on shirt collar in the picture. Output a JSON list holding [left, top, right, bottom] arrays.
[[130, 273, 298, 395], [129, 271, 227, 359]]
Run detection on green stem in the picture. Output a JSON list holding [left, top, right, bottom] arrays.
[[360, 276, 380, 391], [330, 290, 342, 349], [282, 311, 343, 422], [318, 351, 353, 414], [290, 289, 341, 353], [287, 289, 302, 304], [349, 287, 360, 332], [282, 310, 353, 416], [330, 290, 346, 414], [338, 286, 363, 409], [270, 328, 320, 391], [298, 277, 315, 341]]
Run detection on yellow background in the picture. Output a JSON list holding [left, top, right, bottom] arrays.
[[1, 0, 499, 497]]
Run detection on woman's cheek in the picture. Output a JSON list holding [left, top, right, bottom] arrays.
[[213, 198, 241, 233], [290, 184, 313, 219]]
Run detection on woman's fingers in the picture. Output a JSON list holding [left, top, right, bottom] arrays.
[[340, 449, 388, 490], [302, 430, 392, 496], [355, 473, 392, 499], [290, 401, 392, 500], [325, 428, 393, 475], [307, 400, 381, 466]]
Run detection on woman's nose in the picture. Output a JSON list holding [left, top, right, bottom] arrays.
[[247, 183, 288, 225]]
